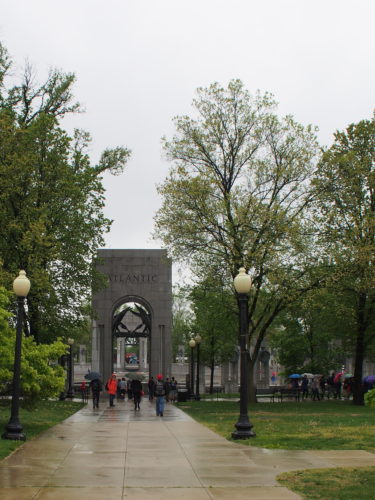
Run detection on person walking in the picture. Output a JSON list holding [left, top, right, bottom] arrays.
[[169, 377, 177, 403], [90, 378, 102, 409], [301, 375, 309, 400], [119, 377, 127, 400], [148, 376, 156, 401], [311, 376, 321, 401], [106, 373, 118, 407], [131, 378, 142, 410], [165, 377, 171, 402], [155, 374, 166, 416]]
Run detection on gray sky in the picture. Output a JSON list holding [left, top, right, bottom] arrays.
[[1, 0, 374, 252]]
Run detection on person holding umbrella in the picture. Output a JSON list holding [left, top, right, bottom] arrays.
[[90, 378, 102, 408], [85, 371, 103, 409]]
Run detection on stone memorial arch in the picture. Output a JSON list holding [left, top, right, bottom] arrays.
[[91, 249, 172, 382]]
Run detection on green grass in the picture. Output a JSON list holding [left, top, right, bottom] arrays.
[[178, 399, 375, 499], [201, 392, 240, 400], [278, 467, 375, 500], [0, 399, 84, 460], [177, 399, 375, 450]]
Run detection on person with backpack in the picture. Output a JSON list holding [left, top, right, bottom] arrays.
[[90, 378, 102, 409], [155, 374, 166, 416], [169, 377, 177, 403]]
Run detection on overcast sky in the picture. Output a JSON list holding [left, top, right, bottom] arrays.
[[1, 0, 374, 254]]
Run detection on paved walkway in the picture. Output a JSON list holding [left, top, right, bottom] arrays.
[[1, 399, 375, 499]]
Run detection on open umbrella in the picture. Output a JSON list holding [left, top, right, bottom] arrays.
[[364, 375, 375, 384], [302, 373, 314, 378], [345, 373, 353, 378], [289, 374, 301, 379], [85, 371, 101, 381]]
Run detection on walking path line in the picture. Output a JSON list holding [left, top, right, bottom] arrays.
[[1, 399, 375, 499]]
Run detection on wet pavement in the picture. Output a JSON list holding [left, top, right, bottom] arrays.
[[1, 398, 375, 499]]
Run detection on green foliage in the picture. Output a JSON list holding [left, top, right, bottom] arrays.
[[0, 41, 131, 342], [364, 388, 375, 408], [313, 117, 375, 403], [269, 288, 346, 375], [0, 286, 67, 406], [189, 272, 238, 366], [154, 79, 321, 370]]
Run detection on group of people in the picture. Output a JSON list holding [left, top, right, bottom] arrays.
[[290, 373, 354, 401], [85, 373, 177, 416]]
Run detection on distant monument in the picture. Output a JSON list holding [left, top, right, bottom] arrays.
[[91, 249, 172, 382]]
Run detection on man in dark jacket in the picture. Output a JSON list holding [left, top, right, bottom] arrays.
[[131, 378, 142, 410], [90, 378, 102, 409]]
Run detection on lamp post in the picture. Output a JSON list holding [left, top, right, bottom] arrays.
[[66, 338, 75, 399], [2, 270, 30, 441], [195, 335, 202, 400], [232, 267, 256, 439], [189, 338, 196, 399]]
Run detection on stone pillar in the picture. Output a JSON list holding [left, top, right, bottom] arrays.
[[139, 338, 148, 371], [116, 338, 121, 370]]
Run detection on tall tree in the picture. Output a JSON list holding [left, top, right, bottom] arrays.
[[269, 288, 345, 376], [0, 42, 131, 342], [189, 271, 238, 392], [313, 117, 375, 404], [172, 286, 192, 361], [154, 80, 320, 399]]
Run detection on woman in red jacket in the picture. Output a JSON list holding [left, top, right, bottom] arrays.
[[106, 373, 118, 407]]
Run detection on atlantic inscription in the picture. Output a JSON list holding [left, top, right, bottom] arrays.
[[107, 274, 157, 284]]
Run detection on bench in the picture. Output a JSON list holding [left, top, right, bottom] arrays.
[[280, 388, 301, 401], [256, 387, 279, 402]]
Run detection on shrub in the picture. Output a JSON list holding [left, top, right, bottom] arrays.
[[0, 287, 67, 407], [364, 388, 375, 408]]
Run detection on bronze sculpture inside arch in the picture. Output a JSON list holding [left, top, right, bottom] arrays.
[[112, 303, 151, 340]]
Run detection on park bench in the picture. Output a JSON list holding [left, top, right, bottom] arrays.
[[255, 387, 280, 402], [280, 387, 301, 401]]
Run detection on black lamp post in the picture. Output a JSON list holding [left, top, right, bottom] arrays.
[[2, 270, 30, 441], [66, 338, 75, 399], [195, 335, 202, 400], [189, 338, 196, 399], [232, 267, 256, 439]]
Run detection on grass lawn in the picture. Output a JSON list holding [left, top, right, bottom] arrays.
[[177, 399, 375, 450], [278, 467, 375, 500], [178, 399, 375, 499], [0, 399, 84, 461]]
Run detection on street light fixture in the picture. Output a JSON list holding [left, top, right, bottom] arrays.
[[66, 338, 75, 399], [2, 270, 31, 441], [195, 334, 202, 400], [189, 338, 196, 399], [232, 267, 256, 439]]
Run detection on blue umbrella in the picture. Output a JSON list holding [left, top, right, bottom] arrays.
[[289, 374, 301, 378], [364, 375, 375, 384]]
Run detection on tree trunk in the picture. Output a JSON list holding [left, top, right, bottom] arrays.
[[209, 356, 215, 394], [352, 293, 367, 406], [248, 356, 257, 403]]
